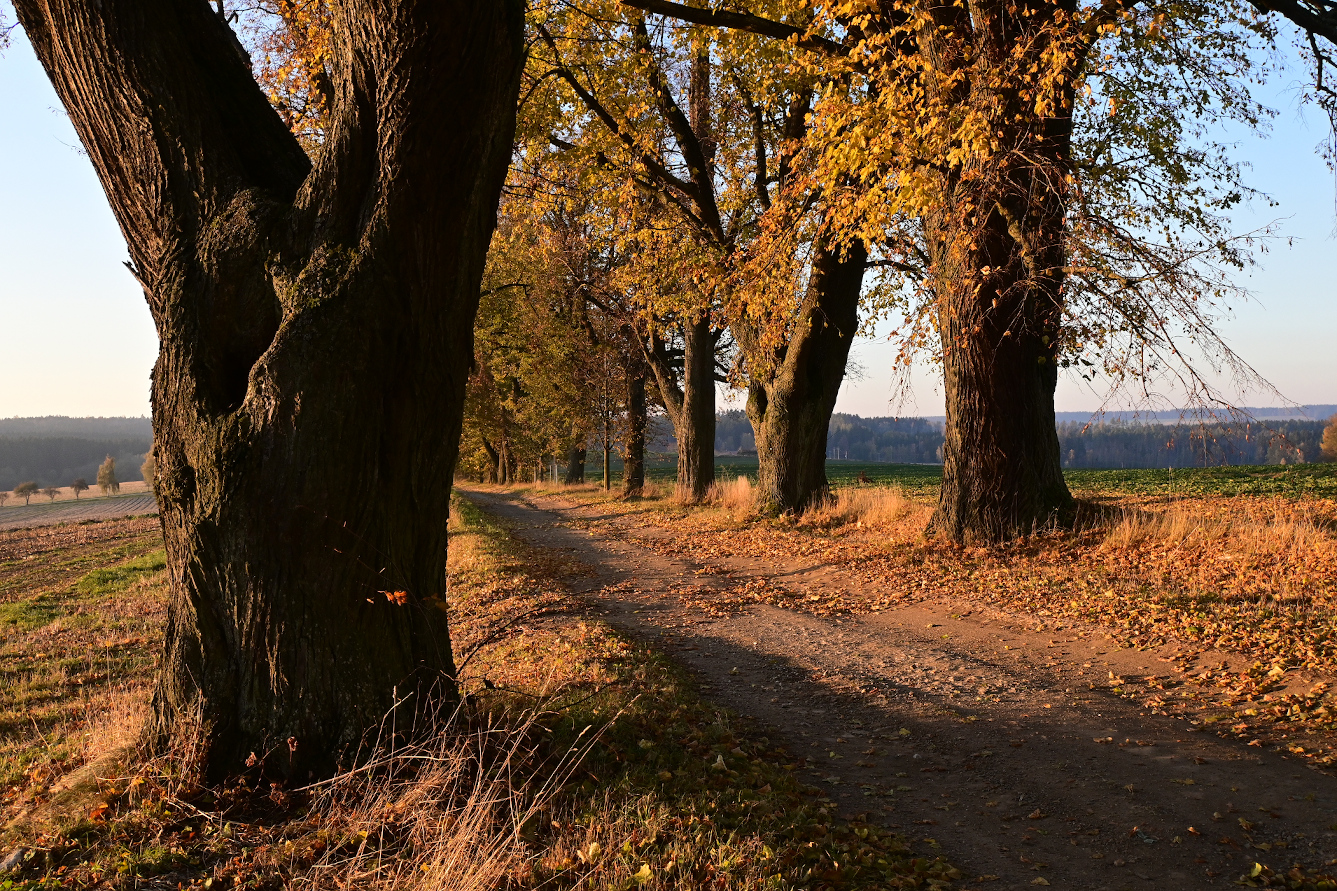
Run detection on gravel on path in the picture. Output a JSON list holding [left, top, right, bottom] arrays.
[[462, 487, 1337, 891]]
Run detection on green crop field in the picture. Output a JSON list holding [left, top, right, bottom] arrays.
[[639, 455, 1337, 500]]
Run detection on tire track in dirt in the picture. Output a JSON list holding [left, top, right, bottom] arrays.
[[461, 488, 1337, 891]]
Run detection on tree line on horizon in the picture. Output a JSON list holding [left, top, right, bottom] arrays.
[[640, 411, 1337, 469], [0, 436, 149, 492], [8, 0, 1337, 779], [0, 455, 123, 507]]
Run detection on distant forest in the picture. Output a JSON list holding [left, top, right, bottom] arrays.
[[0, 411, 1328, 491], [715, 412, 945, 464], [712, 411, 1332, 469], [0, 417, 151, 491]]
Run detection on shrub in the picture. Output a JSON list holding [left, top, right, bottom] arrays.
[[1322, 414, 1337, 462], [97, 455, 120, 495], [141, 452, 156, 498]]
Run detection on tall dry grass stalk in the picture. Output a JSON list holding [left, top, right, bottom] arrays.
[[81, 686, 150, 765], [1102, 499, 1333, 564], [805, 485, 926, 531], [302, 704, 598, 891], [626, 479, 662, 500], [706, 475, 755, 512]]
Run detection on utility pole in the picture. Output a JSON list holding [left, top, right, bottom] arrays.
[[603, 376, 612, 491]]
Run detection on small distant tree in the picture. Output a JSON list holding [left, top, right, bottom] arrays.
[[1322, 415, 1337, 462], [14, 481, 38, 505], [71, 478, 88, 499], [141, 452, 156, 498], [0, 491, 8, 508], [41, 486, 59, 502], [97, 455, 119, 495]]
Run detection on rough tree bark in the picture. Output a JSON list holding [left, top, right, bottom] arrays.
[[929, 200, 1072, 542], [924, 5, 1075, 543], [646, 318, 717, 502], [744, 237, 866, 513], [14, 0, 525, 779], [564, 443, 587, 484], [622, 366, 647, 496], [481, 438, 501, 484]]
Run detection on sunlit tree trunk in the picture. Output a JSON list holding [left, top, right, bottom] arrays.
[[924, 5, 1076, 540], [647, 318, 717, 502], [623, 367, 647, 495], [747, 237, 866, 513], [481, 438, 501, 484], [564, 442, 587, 484], [15, 0, 524, 780]]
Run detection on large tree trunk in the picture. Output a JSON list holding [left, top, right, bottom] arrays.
[[674, 318, 717, 502], [622, 367, 647, 495], [927, 166, 1073, 542], [902, 0, 1077, 544], [16, 0, 524, 780], [644, 318, 717, 503], [746, 237, 865, 513], [564, 442, 587, 484], [481, 438, 501, 484]]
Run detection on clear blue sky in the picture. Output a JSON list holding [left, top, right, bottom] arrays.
[[1, 13, 1333, 420]]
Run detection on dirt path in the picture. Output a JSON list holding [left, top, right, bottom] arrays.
[[0, 494, 157, 531], [461, 487, 1337, 891]]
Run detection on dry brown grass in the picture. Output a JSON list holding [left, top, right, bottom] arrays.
[[626, 479, 662, 500], [705, 475, 755, 513], [804, 485, 926, 531], [302, 708, 591, 891], [1101, 498, 1333, 563]]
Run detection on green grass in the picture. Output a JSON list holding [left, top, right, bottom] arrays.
[[1063, 464, 1337, 498], [641, 456, 1337, 500], [74, 550, 167, 596], [0, 595, 63, 631]]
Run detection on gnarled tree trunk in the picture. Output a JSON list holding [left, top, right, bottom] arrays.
[[564, 442, 587, 484], [746, 237, 866, 513], [15, 0, 524, 780], [623, 366, 647, 495], [481, 438, 501, 484], [927, 155, 1073, 542], [646, 317, 716, 502]]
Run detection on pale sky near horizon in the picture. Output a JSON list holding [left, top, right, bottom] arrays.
[[1, 13, 1334, 421]]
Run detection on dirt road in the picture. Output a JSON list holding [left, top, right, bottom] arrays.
[[462, 487, 1337, 891]]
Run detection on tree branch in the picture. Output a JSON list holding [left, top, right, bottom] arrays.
[[629, 17, 727, 243], [1252, 0, 1337, 44], [618, 0, 848, 57], [535, 24, 697, 199], [15, 0, 310, 294]]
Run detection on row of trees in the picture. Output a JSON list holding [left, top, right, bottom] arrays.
[[459, 0, 1322, 540], [667, 411, 1337, 467], [0, 457, 124, 505], [1060, 419, 1335, 468], [0, 436, 149, 491], [11, 0, 1334, 779]]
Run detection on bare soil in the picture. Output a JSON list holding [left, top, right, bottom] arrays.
[[461, 486, 1337, 891]]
